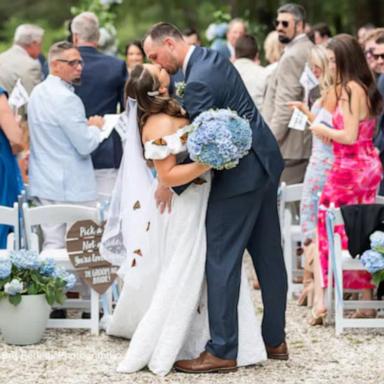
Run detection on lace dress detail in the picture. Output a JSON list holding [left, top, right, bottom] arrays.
[[106, 127, 266, 376]]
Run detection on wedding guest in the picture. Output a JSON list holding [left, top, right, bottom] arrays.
[[374, 35, 384, 77], [0, 88, 23, 249], [373, 35, 384, 194], [0, 24, 45, 184], [28, 41, 103, 249], [361, 28, 384, 76], [263, 3, 314, 186], [125, 40, 145, 72], [71, 12, 127, 199], [263, 30, 284, 76], [183, 27, 201, 46], [212, 18, 247, 61], [287, 45, 336, 307], [0, 24, 44, 95], [310, 23, 332, 46], [233, 34, 267, 110], [357, 23, 375, 45], [310, 34, 383, 323]]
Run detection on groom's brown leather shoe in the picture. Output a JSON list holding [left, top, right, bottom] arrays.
[[174, 351, 237, 373], [266, 341, 289, 360]]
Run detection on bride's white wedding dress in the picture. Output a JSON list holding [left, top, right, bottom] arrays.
[[101, 99, 266, 376]]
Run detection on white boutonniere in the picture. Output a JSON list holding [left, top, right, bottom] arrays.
[[175, 81, 186, 98]]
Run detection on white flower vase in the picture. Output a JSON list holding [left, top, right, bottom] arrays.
[[0, 294, 51, 345]]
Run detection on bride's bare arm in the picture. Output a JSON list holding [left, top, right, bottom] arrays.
[[143, 114, 210, 188], [153, 156, 210, 188]]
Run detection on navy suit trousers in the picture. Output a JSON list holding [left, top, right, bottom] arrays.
[[205, 180, 288, 359]]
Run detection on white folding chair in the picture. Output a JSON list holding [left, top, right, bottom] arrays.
[[0, 203, 19, 253], [326, 198, 384, 335], [23, 203, 103, 335], [279, 182, 304, 298]]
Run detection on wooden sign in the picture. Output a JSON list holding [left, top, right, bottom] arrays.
[[66, 220, 117, 295]]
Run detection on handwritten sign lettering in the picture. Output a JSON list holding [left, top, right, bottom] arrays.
[[66, 220, 117, 294]]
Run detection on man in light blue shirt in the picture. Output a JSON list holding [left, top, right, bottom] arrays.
[[28, 41, 104, 248]]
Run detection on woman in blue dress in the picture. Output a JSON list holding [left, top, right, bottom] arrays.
[[287, 45, 337, 308], [0, 86, 23, 248]]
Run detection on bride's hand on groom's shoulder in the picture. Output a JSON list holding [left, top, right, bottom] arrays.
[[155, 185, 173, 214]]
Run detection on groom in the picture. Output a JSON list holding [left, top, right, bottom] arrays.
[[143, 23, 288, 373]]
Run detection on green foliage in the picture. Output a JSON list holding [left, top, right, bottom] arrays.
[[71, 0, 122, 34], [212, 9, 231, 23], [373, 270, 384, 286], [9, 294, 22, 306], [0, 16, 69, 54], [0, 0, 382, 59], [1, 264, 68, 307], [0, 251, 75, 307]]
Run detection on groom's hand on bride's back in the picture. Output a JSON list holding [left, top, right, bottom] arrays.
[[155, 185, 173, 214]]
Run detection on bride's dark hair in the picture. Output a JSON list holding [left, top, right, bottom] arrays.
[[125, 64, 185, 131]]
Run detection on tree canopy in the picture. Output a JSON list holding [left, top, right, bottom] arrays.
[[0, 0, 382, 55]]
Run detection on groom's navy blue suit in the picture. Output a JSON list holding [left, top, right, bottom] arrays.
[[176, 46, 288, 359]]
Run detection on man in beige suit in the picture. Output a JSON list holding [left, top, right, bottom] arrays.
[[0, 24, 44, 95], [262, 3, 313, 185]]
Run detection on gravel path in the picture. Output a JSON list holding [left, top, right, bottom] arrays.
[[1, 258, 383, 384]]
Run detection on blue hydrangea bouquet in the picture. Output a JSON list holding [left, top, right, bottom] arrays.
[[361, 231, 384, 285], [187, 109, 252, 170], [0, 250, 76, 306]]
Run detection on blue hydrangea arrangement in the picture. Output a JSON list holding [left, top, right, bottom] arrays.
[[187, 109, 252, 170], [0, 250, 76, 306], [361, 231, 384, 285]]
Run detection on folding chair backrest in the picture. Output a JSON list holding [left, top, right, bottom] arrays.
[[375, 195, 384, 205], [23, 203, 101, 251], [279, 183, 303, 223], [284, 183, 304, 203]]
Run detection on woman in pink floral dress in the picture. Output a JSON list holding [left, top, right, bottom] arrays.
[[310, 34, 383, 324]]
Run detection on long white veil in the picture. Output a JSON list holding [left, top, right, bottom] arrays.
[[100, 97, 156, 280]]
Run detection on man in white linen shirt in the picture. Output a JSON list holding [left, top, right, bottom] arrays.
[[233, 34, 268, 111], [28, 41, 104, 249]]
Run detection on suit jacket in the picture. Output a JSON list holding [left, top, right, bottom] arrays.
[[0, 44, 41, 95], [233, 58, 268, 110], [74, 46, 127, 169], [262, 35, 313, 160], [28, 75, 101, 202], [180, 46, 284, 200]]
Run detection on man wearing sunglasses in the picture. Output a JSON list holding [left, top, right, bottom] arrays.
[[373, 36, 384, 76], [27, 41, 104, 249], [263, 3, 313, 189]]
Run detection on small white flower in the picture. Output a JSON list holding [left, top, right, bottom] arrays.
[[175, 81, 186, 98], [4, 279, 23, 296]]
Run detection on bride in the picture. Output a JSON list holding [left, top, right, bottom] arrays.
[[101, 63, 266, 376]]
